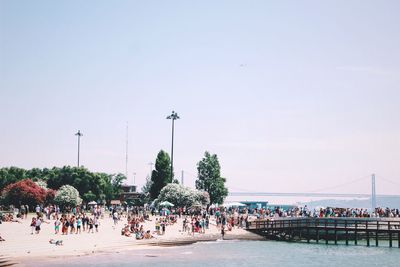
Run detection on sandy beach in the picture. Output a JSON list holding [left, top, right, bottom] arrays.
[[0, 213, 262, 266]]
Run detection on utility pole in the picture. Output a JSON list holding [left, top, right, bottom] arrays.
[[181, 170, 184, 185], [75, 130, 83, 167], [371, 173, 376, 212], [125, 122, 129, 180], [166, 111, 180, 180]]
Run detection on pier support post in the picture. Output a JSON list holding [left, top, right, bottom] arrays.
[[354, 221, 358, 245], [334, 220, 338, 245], [376, 221, 379, 247], [389, 222, 392, 248], [366, 221, 370, 247], [325, 220, 328, 245], [398, 232, 400, 248]]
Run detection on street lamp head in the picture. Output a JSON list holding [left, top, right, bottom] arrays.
[[75, 130, 83, 137], [166, 110, 180, 120]]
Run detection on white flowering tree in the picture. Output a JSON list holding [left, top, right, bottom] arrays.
[[54, 185, 82, 210], [158, 183, 210, 208], [35, 180, 48, 190]]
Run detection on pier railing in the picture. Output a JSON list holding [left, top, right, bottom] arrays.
[[247, 217, 400, 247]]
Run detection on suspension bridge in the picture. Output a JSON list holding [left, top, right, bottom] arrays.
[[227, 174, 400, 210]]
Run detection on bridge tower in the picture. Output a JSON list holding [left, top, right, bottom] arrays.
[[371, 173, 376, 211]]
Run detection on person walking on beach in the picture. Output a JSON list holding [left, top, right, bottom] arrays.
[[35, 217, 42, 234], [30, 217, 36, 234], [35, 205, 41, 216], [94, 216, 99, 233], [113, 211, 119, 225]]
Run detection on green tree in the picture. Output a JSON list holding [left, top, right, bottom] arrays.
[[0, 166, 126, 205], [0, 167, 27, 190], [149, 150, 172, 200], [195, 151, 228, 205], [140, 175, 153, 202]]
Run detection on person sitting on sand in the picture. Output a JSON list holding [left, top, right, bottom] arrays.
[[121, 225, 131, 237], [49, 239, 63, 246], [144, 230, 153, 239]]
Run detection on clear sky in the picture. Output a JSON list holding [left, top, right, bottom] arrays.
[[1, 1, 399, 195]]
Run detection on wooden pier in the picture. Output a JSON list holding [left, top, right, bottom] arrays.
[[247, 217, 400, 247]]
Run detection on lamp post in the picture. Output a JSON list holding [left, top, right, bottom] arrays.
[[166, 111, 180, 181], [75, 130, 83, 167]]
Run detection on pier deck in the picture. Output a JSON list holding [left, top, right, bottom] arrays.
[[247, 217, 400, 247]]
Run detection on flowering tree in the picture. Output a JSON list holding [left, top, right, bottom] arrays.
[[157, 183, 210, 208], [2, 179, 47, 208], [54, 185, 82, 210], [35, 180, 48, 190]]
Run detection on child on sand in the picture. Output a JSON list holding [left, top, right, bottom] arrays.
[[30, 217, 36, 234], [54, 218, 61, 234]]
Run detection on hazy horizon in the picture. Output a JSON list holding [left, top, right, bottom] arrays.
[[1, 1, 400, 195]]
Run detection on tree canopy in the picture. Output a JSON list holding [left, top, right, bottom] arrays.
[[54, 185, 82, 210], [149, 150, 172, 200], [2, 179, 48, 208], [195, 151, 228, 205], [0, 166, 126, 204]]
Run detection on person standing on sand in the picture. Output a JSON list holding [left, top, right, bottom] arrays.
[[25, 204, 29, 219], [161, 220, 165, 235], [88, 218, 94, 233], [54, 217, 61, 234], [76, 216, 82, 234], [70, 216, 76, 234]]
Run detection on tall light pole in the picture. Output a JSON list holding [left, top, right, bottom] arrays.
[[75, 130, 83, 167], [166, 111, 180, 181]]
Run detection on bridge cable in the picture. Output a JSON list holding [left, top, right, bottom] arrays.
[[308, 175, 371, 193]]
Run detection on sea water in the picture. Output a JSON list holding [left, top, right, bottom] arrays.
[[37, 240, 400, 267]]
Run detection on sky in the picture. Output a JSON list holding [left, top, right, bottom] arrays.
[[1, 1, 400, 196]]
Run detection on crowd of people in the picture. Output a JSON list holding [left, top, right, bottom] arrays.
[[243, 206, 400, 219], [2, 203, 400, 246]]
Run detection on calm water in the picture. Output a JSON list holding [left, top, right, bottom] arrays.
[[34, 240, 400, 267]]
